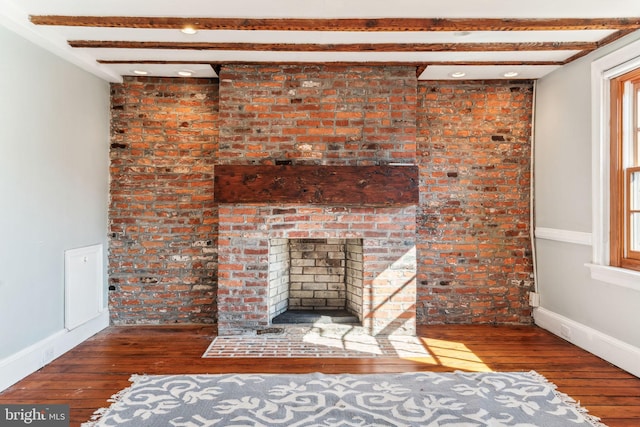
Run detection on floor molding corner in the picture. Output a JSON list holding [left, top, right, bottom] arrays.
[[0, 311, 110, 392]]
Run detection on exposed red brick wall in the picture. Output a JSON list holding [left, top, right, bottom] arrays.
[[108, 77, 218, 324], [416, 81, 534, 324], [107, 72, 534, 327], [218, 64, 416, 165]]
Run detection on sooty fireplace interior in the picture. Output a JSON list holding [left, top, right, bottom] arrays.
[[268, 238, 363, 324]]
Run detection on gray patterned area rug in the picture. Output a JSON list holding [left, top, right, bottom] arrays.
[[83, 371, 605, 427]]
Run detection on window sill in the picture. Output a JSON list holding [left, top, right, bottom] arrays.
[[586, 263, 640, 291]]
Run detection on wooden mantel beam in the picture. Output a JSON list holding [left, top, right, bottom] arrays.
[[214, 165, 419, 206]]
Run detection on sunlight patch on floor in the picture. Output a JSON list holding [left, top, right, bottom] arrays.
[[302, 323, 432, 358], [419, 337, 492, 372]]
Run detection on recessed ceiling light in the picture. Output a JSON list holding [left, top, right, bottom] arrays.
[[503, 71, 520, 78], [132, 70, 148, 75], [177, 70, 193, 77], [181, 26, 198, 35], [449, 71, 466, 78]]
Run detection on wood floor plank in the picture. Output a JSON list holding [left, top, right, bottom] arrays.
[[582, 406, 640, 418], [0, 325, 638, 427]]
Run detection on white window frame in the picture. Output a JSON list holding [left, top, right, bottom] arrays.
[[588, 37, 640, 291]]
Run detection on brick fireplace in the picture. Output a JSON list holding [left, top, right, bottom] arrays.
[[216, 203, 417, 335], [215, 64, 418, 335]]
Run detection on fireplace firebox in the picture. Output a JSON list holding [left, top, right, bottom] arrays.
[[267, 238, 363, 323]]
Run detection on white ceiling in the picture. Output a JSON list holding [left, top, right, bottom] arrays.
[[1, 0, 640, 82]]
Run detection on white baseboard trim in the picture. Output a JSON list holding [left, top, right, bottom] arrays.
[[534, 307, 640, 378], [0, 311, 110, 392]]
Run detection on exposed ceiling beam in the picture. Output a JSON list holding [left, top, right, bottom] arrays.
[[30, 16, 640, 32], [28, 14, 640, 80], [69, 40, 595, 52], [98, 60, 218, 64], [559, 28, 639, 63], [97, 59, 564, 66]]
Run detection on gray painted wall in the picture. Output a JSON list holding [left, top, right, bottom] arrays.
[[0, 24, 110, 359], [534, 30, 640, 349]]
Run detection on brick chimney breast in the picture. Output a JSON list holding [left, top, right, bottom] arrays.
[[215, 64, 418, 335]]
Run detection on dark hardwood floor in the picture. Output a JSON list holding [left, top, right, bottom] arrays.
[[1, 325, 638, 426]]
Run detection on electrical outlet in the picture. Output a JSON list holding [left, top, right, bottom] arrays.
[[528, 292, 540, 307], [560, 324, 572, 340], [43, 347, 55, 364]]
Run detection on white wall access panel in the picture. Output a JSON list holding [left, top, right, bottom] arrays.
[[64, 244, 104, 330]]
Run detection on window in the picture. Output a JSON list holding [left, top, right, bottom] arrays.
[[610, 68, 640, 271], [588, 38, 640, 289]]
